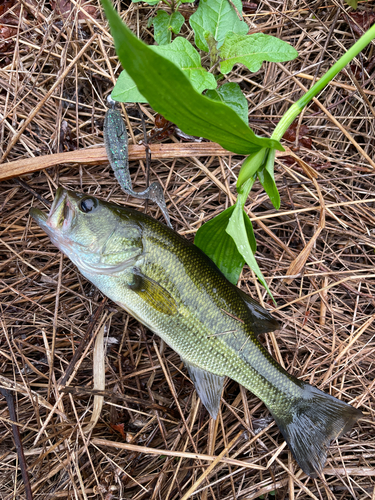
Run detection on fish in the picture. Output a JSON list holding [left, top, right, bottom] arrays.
[[30, 188, 362, 477]]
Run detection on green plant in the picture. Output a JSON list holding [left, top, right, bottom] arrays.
[[112, 0, 298, 125], [345, 0, 358, 8], [134, 0, 190, 46], [101, 0, 375, 300]]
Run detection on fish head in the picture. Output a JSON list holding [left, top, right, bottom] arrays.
[[30, 188, 143, 275]]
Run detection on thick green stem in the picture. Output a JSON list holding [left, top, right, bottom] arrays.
[[235, 176, 255, 207], [271, 23, 375, 141]]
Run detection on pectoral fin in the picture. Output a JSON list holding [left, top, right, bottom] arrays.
[[128, 268, 178, 316], [235, 287, 280, 335], [183, 360, 225, 420]]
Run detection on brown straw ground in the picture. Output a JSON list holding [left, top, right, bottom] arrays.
[[1, 0, 375, 498]]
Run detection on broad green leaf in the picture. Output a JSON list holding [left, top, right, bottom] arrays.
[[112, 38, 217, 100], [220, 32, 299, 74], [153, 38, 217, 93], [170, 11, 185, 33], [112, 69, 147, 102], [101, 0, 284, 154], [257, 168, 280, 210], [345, 0, 357, 7], [152, 10, 184, 45], [194, 206, 244, 285], [194, 204, 256, 284], [190, 0, 248, 52], [237, 148, 267, 189], [153, 11, 173, 45], [227, 201, 274, 300], [243, 210, 256, 254], [206, 82, 248, 124], [257, 149, 280, 209], [226, 177, 274, 300]]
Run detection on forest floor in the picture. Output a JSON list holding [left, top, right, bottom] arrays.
[[0, 0, 374, 498]]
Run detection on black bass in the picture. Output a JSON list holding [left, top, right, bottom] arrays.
[[30, 189, 362, 477]]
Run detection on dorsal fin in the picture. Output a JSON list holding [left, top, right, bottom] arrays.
[[234, 287, 280, 335]]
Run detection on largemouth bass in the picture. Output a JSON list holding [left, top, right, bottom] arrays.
[[30, 189, 362, 477]]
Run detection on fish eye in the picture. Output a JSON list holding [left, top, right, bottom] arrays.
[[79, 197, 98, 214]]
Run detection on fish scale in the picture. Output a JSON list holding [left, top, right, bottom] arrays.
[[140, 219, 300, 400], [30, 188, 363, 477]]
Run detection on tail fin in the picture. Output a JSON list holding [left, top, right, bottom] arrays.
[[270, 384, 362, 477]]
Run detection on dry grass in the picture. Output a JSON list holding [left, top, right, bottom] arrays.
[[1, 0, 375, 498]]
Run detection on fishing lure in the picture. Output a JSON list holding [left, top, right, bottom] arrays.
[[104, 100, 172, 228]]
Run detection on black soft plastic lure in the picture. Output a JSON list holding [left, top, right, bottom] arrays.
[[104, 105, 172, 228]]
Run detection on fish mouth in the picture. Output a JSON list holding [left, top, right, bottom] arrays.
[[30, 187, 73, 234], [48, 187, 70, 230]]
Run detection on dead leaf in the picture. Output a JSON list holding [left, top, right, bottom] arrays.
[[280, 155, 296, 166], [350, 54, 375, 79], [242, 2, 258, 13], [179, 7, 195, 21], [0, 0, 21, 24], [110, 423, 136, 443], [149, 113, 175, 142], [0, 0, 21, 50], [50, 0, 98, 21], [0, 25, 17, 50], [154, 114, 169, 128], [283, 121, 312, 149], [110, 423, 127, 440], [347, 11, 375, 36]]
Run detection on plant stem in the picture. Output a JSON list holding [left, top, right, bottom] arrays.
[[237, 24, 375, 206], [237, 176, 255, 205], [271, 23, 375, 141]]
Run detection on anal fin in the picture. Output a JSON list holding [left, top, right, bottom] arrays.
[[183, 360, 225, 420]]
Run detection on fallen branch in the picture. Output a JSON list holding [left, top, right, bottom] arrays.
[[0, 143, 229, 182]]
